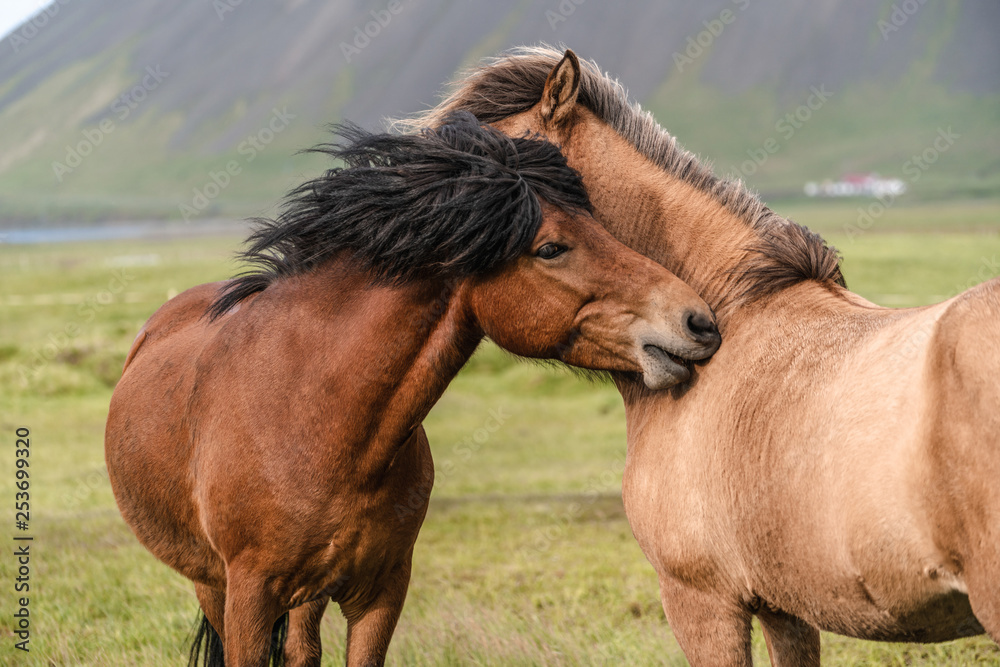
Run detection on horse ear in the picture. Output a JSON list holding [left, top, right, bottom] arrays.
[[540, 49, 581, 128]]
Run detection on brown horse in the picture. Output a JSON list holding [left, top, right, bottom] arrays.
[[104, 112, 721, 666], [402, 48, 1000, 665]]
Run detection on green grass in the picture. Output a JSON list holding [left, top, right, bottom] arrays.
[[1, 203, 999, 665]]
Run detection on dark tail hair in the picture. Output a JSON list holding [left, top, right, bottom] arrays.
[[188, 611, 290, 667], [188, 614, 224, 667]]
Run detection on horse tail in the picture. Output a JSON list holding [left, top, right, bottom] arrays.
[[187, 611, 290, 667], [268, 612, 290, 666], [188, 613, 224, 667]]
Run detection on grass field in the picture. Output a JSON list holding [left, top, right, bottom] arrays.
[[1, 201, 999, 665]]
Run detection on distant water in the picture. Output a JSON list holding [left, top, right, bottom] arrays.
[[2, 222, 247, 245], [3, 225, 156, 245]]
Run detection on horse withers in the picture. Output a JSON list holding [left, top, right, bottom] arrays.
[[104, 112, 720, 667]]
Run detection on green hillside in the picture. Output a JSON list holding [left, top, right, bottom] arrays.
[[650, 78, 1000, 202], [0, 0, 997, 224]]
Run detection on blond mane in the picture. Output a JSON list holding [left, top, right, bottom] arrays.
[[395, 45, 844, 300]]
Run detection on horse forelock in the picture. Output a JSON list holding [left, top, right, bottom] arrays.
[[207, 111, 592, 320], [397, 44, 845, 303]]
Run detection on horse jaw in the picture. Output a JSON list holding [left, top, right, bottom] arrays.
[[638, 343, 692, 389]]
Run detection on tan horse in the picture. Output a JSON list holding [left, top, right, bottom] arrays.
[[105, 114, 720, 666], [402, 48, 1000, 665]]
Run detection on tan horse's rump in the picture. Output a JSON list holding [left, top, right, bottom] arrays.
[[105, 114, 719, 666], [404, 47, 1000, 665]]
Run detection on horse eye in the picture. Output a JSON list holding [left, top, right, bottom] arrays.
[[536, 243, 568, 260]]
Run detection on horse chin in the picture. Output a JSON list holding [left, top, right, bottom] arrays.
[[640, 344, 691, 390]]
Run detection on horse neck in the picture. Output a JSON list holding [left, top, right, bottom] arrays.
[[297, 263, 481, 476], [565, 118, 759, 325]]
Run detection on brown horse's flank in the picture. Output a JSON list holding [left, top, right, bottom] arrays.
[[105, 113, 719, 666], [401, 46, 1000, 666]]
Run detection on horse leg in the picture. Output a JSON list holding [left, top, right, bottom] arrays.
[[342, 559, 412, 667], [756, 606, 820, 666], [222, 569, 284, 667], [190, 583, 227, 666], [284, 597, 330, 667], [195, 583, 226, 636], [965, 549, 1000, 643], [657, 576, 753, 667], [968, 595, 1000, 644]]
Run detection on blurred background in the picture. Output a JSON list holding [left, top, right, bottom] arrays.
[[0, 0, 997, 225], [1, 2, 999, 665]]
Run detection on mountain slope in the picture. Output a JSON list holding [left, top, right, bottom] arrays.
[[0, 0, 997, 223]]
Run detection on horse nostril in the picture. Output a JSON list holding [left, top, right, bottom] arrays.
[[685, 311, 719, 342]]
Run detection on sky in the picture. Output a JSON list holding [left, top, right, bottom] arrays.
[[0, 0, 52, 41]]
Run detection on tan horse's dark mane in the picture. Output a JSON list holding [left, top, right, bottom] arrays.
[[397, 45, 845, 301]]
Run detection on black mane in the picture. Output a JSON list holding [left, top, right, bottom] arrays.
[[208, 111, 591, 319], [397, 46, 846, 303]]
